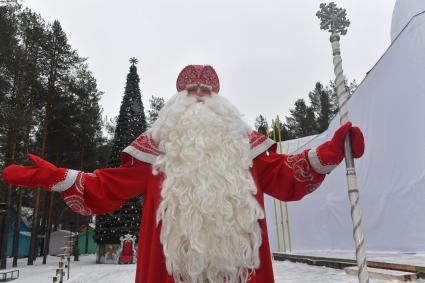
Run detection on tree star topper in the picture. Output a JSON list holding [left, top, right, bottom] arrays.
[[316, 2, 350, 35], [130, 57, 139, 66]]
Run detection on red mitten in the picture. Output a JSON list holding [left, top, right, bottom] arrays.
[[2, 154, 78, 192], [308, 122, 365, 174]]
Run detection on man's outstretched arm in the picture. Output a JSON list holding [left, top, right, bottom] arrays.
[[253, 122, 364, 201], [2, 155, 151, 215]]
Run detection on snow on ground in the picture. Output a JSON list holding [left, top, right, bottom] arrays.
[[4, 255, 135, 283], [273, 260, 424, 283], [5, 254, 425, 282]]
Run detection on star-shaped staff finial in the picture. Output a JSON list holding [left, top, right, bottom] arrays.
[[129, 57, 139, 66], [316, 2, 350, 35]]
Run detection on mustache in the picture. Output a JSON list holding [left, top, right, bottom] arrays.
[[195, 96, 206, 102], [185, 94, 209, 103]]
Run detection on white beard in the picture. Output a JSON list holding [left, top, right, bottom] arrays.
[[149, 92, 264, 283]]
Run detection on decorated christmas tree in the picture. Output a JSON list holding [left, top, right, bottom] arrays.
[[93, 58, 146, 258]]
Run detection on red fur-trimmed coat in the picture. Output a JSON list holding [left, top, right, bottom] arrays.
[[60, 131, 326, 283]]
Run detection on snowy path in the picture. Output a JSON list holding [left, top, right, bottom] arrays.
[[6, 254, 425, 282]]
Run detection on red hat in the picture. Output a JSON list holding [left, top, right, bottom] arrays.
[[176, 65, 220, 93]]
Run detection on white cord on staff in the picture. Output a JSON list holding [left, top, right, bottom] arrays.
[[331, 33, 369, 283]]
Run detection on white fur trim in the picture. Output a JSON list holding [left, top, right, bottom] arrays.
[[308, 148, 337, 174], [124, 130, 275, 165], [122, 145, 158, 164], [52, 169, 79, 192], [124, 137, 275, 164], [250, 138, 275, 159]]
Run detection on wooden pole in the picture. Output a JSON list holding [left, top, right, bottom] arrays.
[[42, 192, 54, 264], [43, 152, 59, 264], [74, 214, 80, 261], [273, 117, 287, 253], [40, 191, 49, 257], [28, 72, 53, 265], [84, 223, 89, 254], [28, 129, 47, 264], [28, 188, 41, 265], [0, 186, 11, 270], [73, 145, 84, 261], [276, 116, 292, 252], [12, 188, 23, 267], [0, 140, 16, 269], [270, 120, 282, 252], [277, 201, 287, 253]]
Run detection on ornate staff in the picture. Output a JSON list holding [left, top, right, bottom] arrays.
[[316, 3, 369, 283]]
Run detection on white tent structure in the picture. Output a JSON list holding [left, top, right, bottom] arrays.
[[265, 0, 425, 253], [391, 0, 425, 41]]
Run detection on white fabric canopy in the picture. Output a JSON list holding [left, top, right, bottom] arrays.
[[265, 8, 425, 253], [391, 0, 425, 41]]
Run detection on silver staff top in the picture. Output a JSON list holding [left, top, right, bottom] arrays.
[[316, 2, 350, 36]]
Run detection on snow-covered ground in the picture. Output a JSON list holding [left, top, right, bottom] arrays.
[[5, 255, 135, 283], [5, 254, 425, 282]]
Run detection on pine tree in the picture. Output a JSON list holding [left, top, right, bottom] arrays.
[[309, 82, 333, 133], [286, 99, 318, 138], [39, 60, 104, 262], [274, 118, 293, 141], [317, 89, 333, 133], [0, 4, 106, 267], [94, 58, 146, 246], [254, 115, 269, 136], [108, 57, 146, 167], [147, 95, 164, 127], [0, 6, 50, 266], [327, 79, 358, 114], [0, 4, 19, 122]]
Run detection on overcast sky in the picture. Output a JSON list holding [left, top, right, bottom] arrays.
[[24, 0, 396, 128]]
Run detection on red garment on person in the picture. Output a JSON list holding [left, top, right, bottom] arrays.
[[60, 131, 325, 283]]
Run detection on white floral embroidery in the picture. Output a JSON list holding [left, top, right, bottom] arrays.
[[75, 173, 85, 194], [63, 172, 93, 216], [284, 152, 314, 182], [64, 194, 92, 216]]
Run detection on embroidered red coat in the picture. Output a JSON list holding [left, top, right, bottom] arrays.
[[60, 131, 326, 283]]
